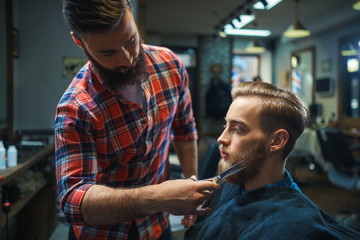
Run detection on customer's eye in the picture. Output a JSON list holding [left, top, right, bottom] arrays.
[[232, 126, 244, 133]]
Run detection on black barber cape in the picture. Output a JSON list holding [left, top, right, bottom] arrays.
[[184, 182, 360, 240]]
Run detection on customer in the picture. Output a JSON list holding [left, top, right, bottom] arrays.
[[185, 81, 360, 239], [55, 0, 219, 239]]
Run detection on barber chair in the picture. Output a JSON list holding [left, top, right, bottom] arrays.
[[316, 127, 360, 229]]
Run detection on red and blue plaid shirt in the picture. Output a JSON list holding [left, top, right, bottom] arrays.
[[55, 45, 197, 239]]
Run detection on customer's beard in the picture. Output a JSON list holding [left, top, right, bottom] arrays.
[[217, 140, 267, 187], [85, 45, 147, 90]]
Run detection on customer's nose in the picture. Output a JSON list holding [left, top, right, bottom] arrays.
[[217, 130, 230, 146]]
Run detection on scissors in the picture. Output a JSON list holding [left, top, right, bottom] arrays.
[[209, 160, 247, 182]]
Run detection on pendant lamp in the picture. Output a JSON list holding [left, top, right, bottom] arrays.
[[245, 40, 266, 53], [354, 0, 360, 10], [341, 42, 358, 56], [245, 22, 266, 53], [283, 0, 310, 38]]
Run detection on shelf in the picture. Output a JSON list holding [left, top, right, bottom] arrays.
[[0, 144, 54, 187], [0, 144, 55, 228], [0, 180, 47, 227]]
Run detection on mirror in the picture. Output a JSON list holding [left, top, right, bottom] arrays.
[[290, 46, 315, 108], [0, 0, 7, 131], [338, 33, 360, 128]]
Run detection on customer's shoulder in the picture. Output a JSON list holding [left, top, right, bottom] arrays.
[[208, 182, 241, 209]]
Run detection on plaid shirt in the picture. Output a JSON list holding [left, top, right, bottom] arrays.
[[55, 45, 197, 239]]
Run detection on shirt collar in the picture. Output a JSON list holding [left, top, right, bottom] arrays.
[[239, 170, 301, 195]]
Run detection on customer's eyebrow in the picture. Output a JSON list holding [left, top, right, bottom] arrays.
[[225, 118, 245, 124], [225, 118, 246, 126]]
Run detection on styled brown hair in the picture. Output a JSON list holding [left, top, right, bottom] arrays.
[[231, 81, 309, 158], [62, 0, 132, 35]]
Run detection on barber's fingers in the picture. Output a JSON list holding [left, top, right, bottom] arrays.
[[181, 215, 197, 228], [202, 177, 217, 182], [200, 189, 214, 200], [186, 176, 219, 193], [196, 181, 220, 192], [181, 218, 191, 228], [188, 175, 197, 181], [191, 206, 212, 216]]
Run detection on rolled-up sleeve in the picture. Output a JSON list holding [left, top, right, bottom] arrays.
[[55, 99, 97, 225]]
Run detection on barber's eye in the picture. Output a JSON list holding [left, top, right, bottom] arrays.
[[126, 37, 135, 46], [103, 51, 115, 56]]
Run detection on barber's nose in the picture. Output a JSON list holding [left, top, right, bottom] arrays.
[[119, 49, 134, 67]]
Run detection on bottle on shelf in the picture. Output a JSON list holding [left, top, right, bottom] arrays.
[[0, 141, 6, 169], [7, 145, 18, 168]]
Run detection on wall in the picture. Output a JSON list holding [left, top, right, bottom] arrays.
[[233, 38, 272, 84], [10, 0, 359, 131], [273, 20, 360, 123], [13, 0, 83, 131], [0, 0, 6, 127], [11, 0, 144, 131], [197, 36, 232, 136], [147, 33, 198, 48]]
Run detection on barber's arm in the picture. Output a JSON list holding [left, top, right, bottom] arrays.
[[171, 56, 198, 179], [173, 140, 198, 178], [81, 178, 218, 225], [56, 130, 217, 226], [56, 132, 217, 226], [55, 108, 217, 227], [173, 140, 201, 228]]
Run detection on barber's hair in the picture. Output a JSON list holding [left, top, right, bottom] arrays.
[[63, 0, 132, 35], [231, 81, 310, 158]]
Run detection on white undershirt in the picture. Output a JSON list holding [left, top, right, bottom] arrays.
[[119, 81, 146, 110]]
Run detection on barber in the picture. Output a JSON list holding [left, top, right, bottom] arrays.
[[55, 0, 219, 239]]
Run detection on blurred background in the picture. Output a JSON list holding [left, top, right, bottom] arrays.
[[1, 0, 360, 239]]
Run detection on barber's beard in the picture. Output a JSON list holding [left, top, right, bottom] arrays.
[[85, 45, 147, 90], [217, 140, 267, 187]]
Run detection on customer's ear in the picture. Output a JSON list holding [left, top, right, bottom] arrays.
[[269, 129, 289, 153]]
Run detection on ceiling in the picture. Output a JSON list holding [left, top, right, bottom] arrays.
[[143, 0, 360, 40]]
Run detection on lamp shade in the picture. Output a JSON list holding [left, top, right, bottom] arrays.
[[218, 30, 227, 38], [354, 0, 360, 10], [283, 19, 311, 38], [245, 40, 266, 53], [341, 42, 358, 56]]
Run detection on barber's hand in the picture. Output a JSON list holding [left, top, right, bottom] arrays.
[[181, 215, 197, 228], [154, 177, 219, 216]]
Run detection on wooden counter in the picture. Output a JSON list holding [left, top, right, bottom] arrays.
[[0, 144, 56, 239], [0, 144, 54, 187]]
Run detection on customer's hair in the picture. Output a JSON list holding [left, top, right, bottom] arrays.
[[231, 81, 309, 159], [63, 0, 132, 36]]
